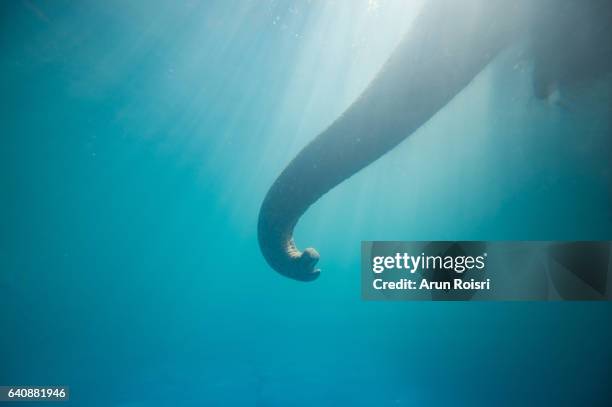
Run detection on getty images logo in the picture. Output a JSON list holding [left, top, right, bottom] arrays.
[[371, 242, 488, 275]]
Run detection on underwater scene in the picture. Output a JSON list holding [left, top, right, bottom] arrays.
[[1, 1, 612, 406]]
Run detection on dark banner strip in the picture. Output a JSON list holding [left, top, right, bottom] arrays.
[[361, 241, 611, 301]]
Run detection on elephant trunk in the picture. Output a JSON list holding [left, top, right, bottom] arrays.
[[258, 1, 521, 281]]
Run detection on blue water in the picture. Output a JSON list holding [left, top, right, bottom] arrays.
[[2, 1, 611, 406]]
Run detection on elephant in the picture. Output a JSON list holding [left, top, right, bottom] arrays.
[[257, 0, 612, 281]]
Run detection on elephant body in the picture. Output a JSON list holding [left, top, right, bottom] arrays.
[[258, 0, 612, 281]]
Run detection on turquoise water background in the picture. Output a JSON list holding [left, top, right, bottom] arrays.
[[2, 1, 611, 406]]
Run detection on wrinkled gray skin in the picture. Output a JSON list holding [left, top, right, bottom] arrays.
[[258, 0, 612, 281]]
